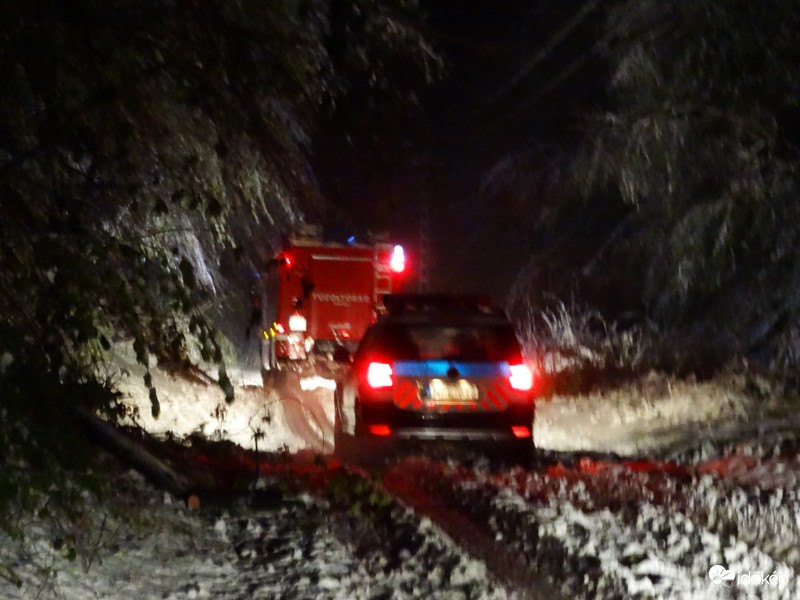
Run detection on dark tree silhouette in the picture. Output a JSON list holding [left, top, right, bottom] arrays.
[[0, 0, 434, 522]]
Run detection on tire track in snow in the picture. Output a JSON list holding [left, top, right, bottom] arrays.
[[380, 458, 564, 600]]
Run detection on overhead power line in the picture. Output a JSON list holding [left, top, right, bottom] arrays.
[[475, 7, 648, 139], [469, 0, 601, 122]]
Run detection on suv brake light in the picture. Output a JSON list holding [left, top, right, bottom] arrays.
[[509, 363, 533, 391], [366, 362, 393, 389], [369, 424, 392, 436]]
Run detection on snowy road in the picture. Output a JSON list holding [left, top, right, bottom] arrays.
[[5, 442, 800, 599], [374, 449, 800, 599], [4, 361, 798, 599], [132, 363, 800, 598]]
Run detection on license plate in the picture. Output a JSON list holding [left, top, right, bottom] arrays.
[[425, 379, 479, 401]]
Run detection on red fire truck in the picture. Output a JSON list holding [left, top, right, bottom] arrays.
[[261, 229, 407, 373]]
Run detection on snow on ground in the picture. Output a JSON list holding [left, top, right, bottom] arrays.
[[27, 345, 792, 599], [0, 470, 511, 600], [419, 454, 800, 600], [111, 350, 800, 598], [491, 482, 799, 599], [0, 346, 520, 599], [111, 341, 334, 454], [112, 339, 797, 466], [534, 371, 797, 456]]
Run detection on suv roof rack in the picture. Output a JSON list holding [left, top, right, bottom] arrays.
[[383, 294, 506, 317]]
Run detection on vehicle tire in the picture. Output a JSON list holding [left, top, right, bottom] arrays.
[[334, 418, 395, 468], [333, 426, 357, 463], [333, 390, 396, 467], [495, 439, 537, 468]]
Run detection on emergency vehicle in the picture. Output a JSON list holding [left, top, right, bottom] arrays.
[[333, 294, 537, 464], [261, 227, 407, 373]]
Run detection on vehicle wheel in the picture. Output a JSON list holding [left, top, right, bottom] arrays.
[[496, 439, 537, 468], [334, 420, 394, 468]]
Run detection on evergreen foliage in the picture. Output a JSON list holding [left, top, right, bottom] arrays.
[[502, 0, 800, 375], [580, 0, 800, 371]]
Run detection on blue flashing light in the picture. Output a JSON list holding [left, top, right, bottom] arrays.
[[393, 360, 509, 378]]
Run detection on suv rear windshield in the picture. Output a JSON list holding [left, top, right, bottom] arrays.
[[362, 323, 522, 362]]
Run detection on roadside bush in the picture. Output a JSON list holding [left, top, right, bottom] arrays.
[[0, 0, 436, 532], [0, 365, 117, 535], [513, 298, 666, 394]]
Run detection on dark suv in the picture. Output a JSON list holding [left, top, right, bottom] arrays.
[[333, 295, 537, 462]]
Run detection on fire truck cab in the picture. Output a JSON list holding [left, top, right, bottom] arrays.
[[261, 227, 407, 373]]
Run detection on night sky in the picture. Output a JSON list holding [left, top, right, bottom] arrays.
[[313, 0, 609, 302]]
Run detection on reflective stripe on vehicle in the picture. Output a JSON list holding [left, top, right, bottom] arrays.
[[393, 360, 509, 378], [485, 380, 511, 410], [393, 379, 422, 409]]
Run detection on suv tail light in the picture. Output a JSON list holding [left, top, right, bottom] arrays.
[[509, 363, 533, 391], [366, 362, 393, 389]]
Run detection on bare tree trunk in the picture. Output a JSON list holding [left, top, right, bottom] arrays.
[[78, 408, 192, 499]]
